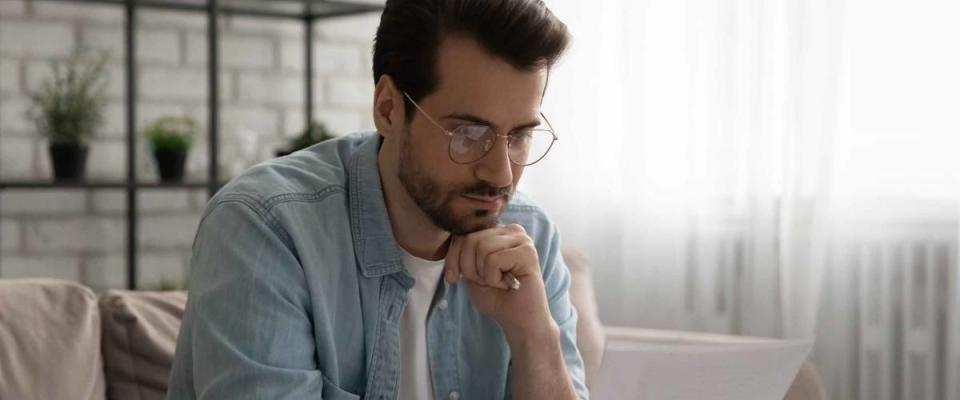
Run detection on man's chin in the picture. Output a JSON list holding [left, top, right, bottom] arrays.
[[440, 207, 501, 235]]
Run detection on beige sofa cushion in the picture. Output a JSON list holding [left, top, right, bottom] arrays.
[[99, 290, 187, 400], [0, 278, 106, 400], [562, 246, 607, 389]]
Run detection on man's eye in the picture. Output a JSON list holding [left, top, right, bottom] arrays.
[[510, 130, 534, 141]]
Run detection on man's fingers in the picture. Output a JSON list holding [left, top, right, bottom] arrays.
[[477, 235, 526, 287], [458, 233, 481, 284], [462, 226, 518, 285], [443, 236, 462, 284], [450, 225, 532, 288], [483, 249, 512, 289]]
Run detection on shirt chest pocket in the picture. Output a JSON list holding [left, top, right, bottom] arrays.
[[322, 374, 363, 400]]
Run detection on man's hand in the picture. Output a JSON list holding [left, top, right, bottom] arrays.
[[443, 224, 557, 340], [443, 224, 578, 399]]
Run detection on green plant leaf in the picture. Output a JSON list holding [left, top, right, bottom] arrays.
[[143, 115, 197, 152]]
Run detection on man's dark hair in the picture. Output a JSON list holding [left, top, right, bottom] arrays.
[[373, 0, 570, 118]]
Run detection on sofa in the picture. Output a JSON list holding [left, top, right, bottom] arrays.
[[0, 248, 825, 399]]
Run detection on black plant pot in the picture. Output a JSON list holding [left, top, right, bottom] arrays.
[[48, 142, 89, 181], [153, 148, 188, 182]]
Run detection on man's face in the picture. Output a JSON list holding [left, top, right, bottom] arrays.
[[398, 36, 548, 235]]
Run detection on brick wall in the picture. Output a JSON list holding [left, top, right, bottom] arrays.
[[0, 0, 379, 290]]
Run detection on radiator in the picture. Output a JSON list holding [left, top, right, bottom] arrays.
[[855, 237, 959, 400]]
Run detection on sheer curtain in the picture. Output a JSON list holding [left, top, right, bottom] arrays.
[[527, 0, 960, 398]]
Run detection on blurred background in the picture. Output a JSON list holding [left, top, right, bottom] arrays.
[[1, 0, 959, 399]]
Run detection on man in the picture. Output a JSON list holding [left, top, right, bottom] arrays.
[[167, 0, 587, 398]]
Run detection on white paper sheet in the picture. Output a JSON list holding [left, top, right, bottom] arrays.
[[591, 338, 813, 400]]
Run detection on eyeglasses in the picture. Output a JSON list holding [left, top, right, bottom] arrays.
[[402, 91, 557, 166]]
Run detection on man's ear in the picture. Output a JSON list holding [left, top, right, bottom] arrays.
[[373, 74, 406, 137]]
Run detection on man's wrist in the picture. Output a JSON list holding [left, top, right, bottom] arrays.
[[504, 316, 561, 354]]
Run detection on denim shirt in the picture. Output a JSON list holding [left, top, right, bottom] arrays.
[[166, 132, 589, 400]]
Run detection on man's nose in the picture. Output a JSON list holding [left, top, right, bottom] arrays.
[[474, 136, 513, 189]]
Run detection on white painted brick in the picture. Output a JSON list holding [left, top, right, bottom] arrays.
[[186, 33, 274, 70], [183, 33, 207, 67], [1, 256, 81, 281], [0, 190, 86, 215], [139, 102, 188, 127], [190, 189, 211, 210], [33, 138, 52, 178], [0, 58, 19, 94], [139, 190, 193, 213], [0, 136, 35, 179], [1, 220, 19, 252], [79, 26, 125, 64], [83, 251, 189, 290], [0, 97, 32, 133], [316, 108, 365, 135], [82, 255, 126, 290], [23, 217, 125, 253], [100, 101, 125, 138], [104, 63, 126, 99], [88, 189, 195, 215], [279, 40, 362, 74], [88, 191, 124, 214], [138, 252, 188, 290], [0, 0, 26, 16], [226, 15, 302, 38], [138, 214, 201, 249], [360, 42, 374, 76], [316, 14, 380, 42], [223, 36, 275, 70], [140, 141, 160, 179], [140, 67, 203, 100], [237, 72, 304, 105], [359, 115, 376, 131], [140, 67, 231, 101], [25, 60, 124, 101], [139, 30, 181, 64], [102, 100, 185, 139], [32, 2, 122, 25], [221, 104, 280, 138], [0, 20, 74, 57], [283, 108, 363, 139], [85, 138, 126, 180], [139, 9, 207, 32], [281, 109, 306, 138], [327, 77, 372, 108], [81, 27, 180, 65], [183, 141, 207, 180], [107, 102, 189, 141]]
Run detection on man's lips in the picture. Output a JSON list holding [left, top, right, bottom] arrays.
[[461, 194, 504, 210]]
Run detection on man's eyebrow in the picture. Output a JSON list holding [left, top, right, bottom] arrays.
[[441, 113, 542, 131]]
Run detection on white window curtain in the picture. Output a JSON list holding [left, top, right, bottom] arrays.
[[529, 0, 960, 398]]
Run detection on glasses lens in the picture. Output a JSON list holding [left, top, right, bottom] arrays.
[[509, 129, 556, 166], [450, 125, 494, 163]]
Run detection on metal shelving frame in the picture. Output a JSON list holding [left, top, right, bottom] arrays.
[[0, 0, 383, 289]]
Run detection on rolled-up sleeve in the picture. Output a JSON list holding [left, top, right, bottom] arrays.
[[167, 198, 328, 399]]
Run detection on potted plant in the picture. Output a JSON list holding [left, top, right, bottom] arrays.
[[275, 120, 335, 157], [143, 115, 197, 182], [27, 48, 109, 181]]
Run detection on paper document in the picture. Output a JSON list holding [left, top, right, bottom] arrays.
[[591, 338, 812, 400]]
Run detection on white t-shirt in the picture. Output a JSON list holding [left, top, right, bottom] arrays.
[[398, 249, 446, 400]]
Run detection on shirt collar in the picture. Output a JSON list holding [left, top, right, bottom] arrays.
[[348, 133, 408, 280]]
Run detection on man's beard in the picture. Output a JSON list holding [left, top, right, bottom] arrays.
[[398, 128, 513, 235]]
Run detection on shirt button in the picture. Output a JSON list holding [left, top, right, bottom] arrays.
[[437, 299, 448, 310], [448, 391, 460, 400]]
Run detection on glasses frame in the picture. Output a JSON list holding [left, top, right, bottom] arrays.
[[401, 91, 558, 166]]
